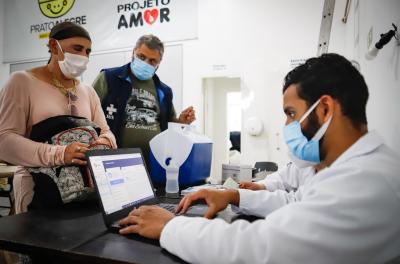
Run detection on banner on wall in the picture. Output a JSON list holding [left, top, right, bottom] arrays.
[[3, 0, 198, 63]]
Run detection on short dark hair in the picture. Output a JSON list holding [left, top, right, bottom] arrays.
[[50, 21, 91, 41], [283, 53, 369, 127], [135, 34, 164, 59], [47, 22, 91, 63]]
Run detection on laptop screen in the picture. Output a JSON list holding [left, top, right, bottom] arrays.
[[88, 152, 155, 215]]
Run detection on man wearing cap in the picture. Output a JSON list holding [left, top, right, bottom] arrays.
[[0, 22, 116, 213], [93, 35, 195, 165]]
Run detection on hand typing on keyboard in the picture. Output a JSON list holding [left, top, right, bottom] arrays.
[[176, 189, 239, 219], [118, 205, 175, 239]]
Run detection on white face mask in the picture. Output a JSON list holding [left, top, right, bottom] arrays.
[[56, 40, 89, 79]]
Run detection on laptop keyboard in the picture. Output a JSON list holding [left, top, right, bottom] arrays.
[[111, 204, 177, 229], [159, 203, 177, 213]]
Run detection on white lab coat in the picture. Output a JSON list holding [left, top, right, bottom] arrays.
[[160, 131, 400, 264], [257, 163, 315, 192]]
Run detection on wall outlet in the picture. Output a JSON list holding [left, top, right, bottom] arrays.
[[367, 26, 373, 48]]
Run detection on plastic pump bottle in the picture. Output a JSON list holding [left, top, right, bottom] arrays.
[[165, 160, 179, 198]]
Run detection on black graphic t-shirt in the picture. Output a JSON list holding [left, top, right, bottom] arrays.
[[121, 73, 162, 161], [93, 71, 177, 164]]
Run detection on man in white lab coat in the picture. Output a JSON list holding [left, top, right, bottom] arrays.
[[119, 53, 400, 263]]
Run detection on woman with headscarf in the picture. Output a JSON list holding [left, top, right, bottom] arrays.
[[0, 22, 116, 213]]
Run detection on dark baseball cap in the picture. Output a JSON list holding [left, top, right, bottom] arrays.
[[49, 21, 91, 41]]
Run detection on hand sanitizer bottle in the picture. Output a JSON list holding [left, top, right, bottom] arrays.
[[165, 162, 179, 198]]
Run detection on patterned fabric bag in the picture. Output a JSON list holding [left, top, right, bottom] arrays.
[[27, 116, 110, 209]]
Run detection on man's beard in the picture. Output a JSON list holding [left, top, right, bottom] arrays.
[[301, 111, 320, 141], [301, 111, 326, 160]]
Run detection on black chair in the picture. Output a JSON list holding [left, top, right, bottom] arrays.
[[229, 131, 241, 152], [254, 162, 278, 174]]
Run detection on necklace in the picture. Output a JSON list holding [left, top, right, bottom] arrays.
[[48, 68, 77, 97], [46, 67, 79, 116]]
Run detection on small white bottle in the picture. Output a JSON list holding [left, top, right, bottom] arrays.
[[165, 162, 180, 198]]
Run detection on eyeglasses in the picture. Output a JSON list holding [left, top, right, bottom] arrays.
[[68, 91, 78, 116]]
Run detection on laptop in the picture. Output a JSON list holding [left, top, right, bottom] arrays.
[[86, 148, 207, 232]]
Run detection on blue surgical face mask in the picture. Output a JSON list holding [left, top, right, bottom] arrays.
[[283, 99, 332, 163], [130, 57, 156, 81]]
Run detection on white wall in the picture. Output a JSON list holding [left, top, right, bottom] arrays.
[[204, 77, 241, 181], [183, 0, 324, 168], [0, 0, 325, 169], [184, 0, 400, 168], [0, 0, 10, 88], [329, 0, 400, 154], [2, 0, 398, 170]]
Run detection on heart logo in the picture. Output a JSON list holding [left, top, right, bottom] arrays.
[[144, 9, 159, 25]]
